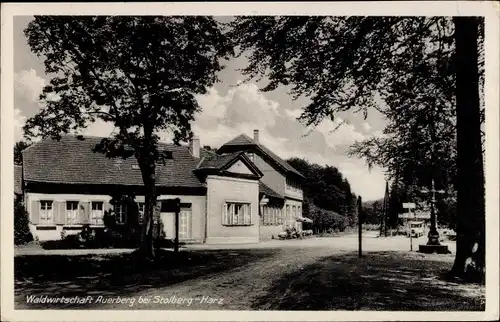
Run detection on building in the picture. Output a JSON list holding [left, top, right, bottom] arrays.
[[17, 130, 305, 243]]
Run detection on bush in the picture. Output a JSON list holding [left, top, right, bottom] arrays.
[[14, 198, 34, 245], [41, 234, 82, 249]]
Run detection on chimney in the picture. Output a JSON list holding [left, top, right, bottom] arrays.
[[253, 129, 259, 143], [189, 135, 200, 158]]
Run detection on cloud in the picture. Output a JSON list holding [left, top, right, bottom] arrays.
[[337, 158, 387, 201], [14, 109, 26, 142], [193, 82, 387, 200], [14, 69, 46, 102], [284, 108, 302, 120], [81, 119, 117, 138], [362, 122, 372, 132], [313, 118, 367, 149]]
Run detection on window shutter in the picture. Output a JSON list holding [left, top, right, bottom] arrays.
[[222, 203, 228, 225], [245, 204, 251, 225], [56, 201, 65, 225], [31, 200, 40, 225]]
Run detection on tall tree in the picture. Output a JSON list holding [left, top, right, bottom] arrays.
[[23, 16, 232, 259], [451, 17, 484, 281], [231, 16, 485, 280]]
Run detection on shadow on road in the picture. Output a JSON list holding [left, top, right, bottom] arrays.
[[251, 251, 485, 311], [15, 248, 276, 309]]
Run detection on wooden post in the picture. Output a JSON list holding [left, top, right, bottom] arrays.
[[174, 198, 180, 254], [358, 196, 363, 258]]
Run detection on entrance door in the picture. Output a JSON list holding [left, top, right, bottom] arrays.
[[179, 210, 192, 239]]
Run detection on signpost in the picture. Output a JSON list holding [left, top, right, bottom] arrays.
[[401, 202, 416, 251], [162, 198, 181, 253]]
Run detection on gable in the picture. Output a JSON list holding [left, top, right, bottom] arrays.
[[218, 134, 304, 180], [226, 160, 254, 175]]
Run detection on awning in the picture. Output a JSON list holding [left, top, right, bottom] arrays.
[[295, 216, 313, 223]]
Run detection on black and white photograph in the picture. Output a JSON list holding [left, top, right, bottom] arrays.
[[1, 2, 499, 321]]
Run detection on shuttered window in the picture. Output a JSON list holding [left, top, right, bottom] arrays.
[[223, 202, 251, 226], [66, 201, 79, 225], [39, 200, 54, 225], [91, 201, 104, 225], [277, 208, 283, 225]]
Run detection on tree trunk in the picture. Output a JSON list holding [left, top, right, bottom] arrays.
[[450, 17, 485, 282], [138, 156, 158, 260]]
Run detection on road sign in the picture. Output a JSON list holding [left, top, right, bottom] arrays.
[[414, 210, 431, 219], [402, 202, 416, 209], [398, 213, 415, 219]]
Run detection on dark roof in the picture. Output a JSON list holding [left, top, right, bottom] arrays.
[[259, 181, 283, 199], [218, 134, 304, 178], [222, 134, 255, 146], [196, 151, 263, 178], [14, 165, 22, 195], [22, 135, 204, 188], [198, 152, 242, 170]]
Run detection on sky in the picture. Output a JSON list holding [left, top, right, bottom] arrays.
[[13, 16, 388, 201]]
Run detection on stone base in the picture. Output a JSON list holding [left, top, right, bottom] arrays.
[[418, 244, 451, 254]]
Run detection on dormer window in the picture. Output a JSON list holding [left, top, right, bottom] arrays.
[[247, 152, 255, 162]]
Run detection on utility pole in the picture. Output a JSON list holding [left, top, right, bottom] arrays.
[[380, 181, 390, 237], [358, 196, 363, 258]]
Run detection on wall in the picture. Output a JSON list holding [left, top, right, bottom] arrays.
[[284, 198, 304, 231], [285, 182, 304, 201], [259, 224, 283, 241], [227, 160, 254, 175], [259, 204, 285, 240], [206, 175, 259, 244], [26, 193, 113, 241], [249, 153, 285, 195], [26, 192, 206, 242]]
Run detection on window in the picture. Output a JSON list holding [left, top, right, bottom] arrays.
[[115, 203, 127, 224], [286, 205, 290, 220], [277, 208, 283, 225], [66, 201, 79, 225], [263, 206, 271, 225], [39, 200, 53, 225], [91, 201, 104, 226], [223, 202, 251, 226], [298, 206, 302, 217], [292, 206, 297, 219], [247, 152, 255, 162], [137, 202, 145, 224]]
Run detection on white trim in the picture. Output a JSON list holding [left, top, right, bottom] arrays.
[[206, 175, 258, 184]]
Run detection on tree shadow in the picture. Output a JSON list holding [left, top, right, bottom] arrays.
[[251, 251, 485, 311], [15, 248, 276, 309]]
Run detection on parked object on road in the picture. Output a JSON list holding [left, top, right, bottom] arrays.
[[439, 228, 457, 241], [408, 221, 425, 238], [277, 227, 302, 240], [302, 229, 313, 237]]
